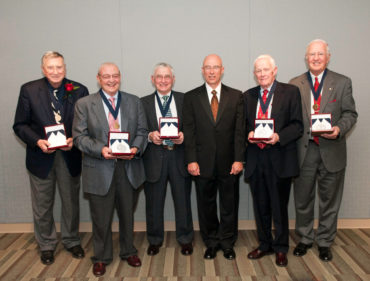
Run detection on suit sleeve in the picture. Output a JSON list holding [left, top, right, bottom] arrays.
[[234, 92, 246, 161], [336, 77, 358, 139], [13, 85, 41, 148], [72, 98, 106, 159], [183, 93, 197, 164], [130, 98, 148, 156], [278, 87, 304, 146]]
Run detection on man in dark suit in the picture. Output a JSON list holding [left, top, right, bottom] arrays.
[[72, 62, 148, 277], [244, 55, 303, 267], [290, 39, 357, 261], [183, 54, 245, 260], [141, 62, 194, 256], [13, 51, 88, 265]]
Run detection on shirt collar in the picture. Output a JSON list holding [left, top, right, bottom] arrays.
[[205, 83, 221, 95]]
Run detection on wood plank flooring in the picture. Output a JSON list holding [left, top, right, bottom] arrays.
[[0, 229, 369, 281]]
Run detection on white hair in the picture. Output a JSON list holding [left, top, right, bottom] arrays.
[[152, 62, 175, 77], [254, 54, 276, 69], [306, 39, 330, 56]]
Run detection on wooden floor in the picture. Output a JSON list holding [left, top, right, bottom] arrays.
[[0, 229, 369, 281]]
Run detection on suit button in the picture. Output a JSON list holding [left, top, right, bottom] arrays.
[[305, 145, 308, 148], [307, 131, 310, 134]]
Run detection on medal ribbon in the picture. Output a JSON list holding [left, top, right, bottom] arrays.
[[258, 80, 276, 115], [99, 89, 121, 120], [307, 69, 327, 101], [155, 91, 173, 117]]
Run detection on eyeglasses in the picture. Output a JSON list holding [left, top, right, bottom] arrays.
[[203, 65, 222, 71], [155, 75, 172, 81], [99, 74, 121, 80], [307, 52, 326, 58]]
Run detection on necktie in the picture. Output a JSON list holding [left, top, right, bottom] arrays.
[[108, 97, 119, 131], [257, 89, 269, 149], [51, 89, 62, 124], [313, 77, 320, 145], [211, 90, 218, 121], [162, 95, 173, 146]]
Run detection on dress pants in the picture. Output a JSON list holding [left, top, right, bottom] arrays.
[[89, 160, 137, 264], [28, 150, 81, 251], [194, 173, 238, 249], [144, 150, 193, 246], [294, 141, 345, 247], [249, 149, 291, 253]]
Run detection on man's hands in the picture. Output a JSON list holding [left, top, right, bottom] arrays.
[[230, 161, 243, 175], [321, 126, 340, 139], [101, 146, 137, 160], [248, 131, 279, 145], [37, 139, 55, 153], [188, 162, 200, 176], [149, 131, 184, 145]]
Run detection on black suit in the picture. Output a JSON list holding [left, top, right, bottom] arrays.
[[13, 77, 88, 251], [244, 81, 303, 253], [183, 84, 245, 249], [141, 91, 193, 246]]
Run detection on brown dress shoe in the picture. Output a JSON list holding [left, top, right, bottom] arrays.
[[147, 244, 160, 256], [93, 262, 106, 277], [247, 248, 274, 259], [275, 252, 288, 267], [125, 255, 142, 267], [180, 243, 193, 255]]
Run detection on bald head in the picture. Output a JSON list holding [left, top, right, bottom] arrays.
[[202, 54, 224, 88]]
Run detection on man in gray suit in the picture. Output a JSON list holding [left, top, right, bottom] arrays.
[[73, 63, 148, 277], [141, 63, 194, 257], [290, 39, 357, 262]]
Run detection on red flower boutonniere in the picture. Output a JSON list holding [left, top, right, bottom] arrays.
[[64, 82, 80, 99]]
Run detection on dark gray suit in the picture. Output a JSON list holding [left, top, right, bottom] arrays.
[[290, 69, 357, 247], [141, 91, 193, 246], [73, 91, 148, 264]]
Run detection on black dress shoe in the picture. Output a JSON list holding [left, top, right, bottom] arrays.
[[180, 243, 193, 255], [204, 247, 219, 259], [318, 247, 332, 261], [275, 252, 288, 267], [247, 248, 274, 259], [93, 262, 106, 276], [293, 242, 312, 257], [147, 244, 160, 256], [223, 248, 236, 260], [67, 245, 85, 259], [40, 250, 54, 265]]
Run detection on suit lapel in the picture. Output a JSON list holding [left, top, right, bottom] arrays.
[[38, 81, 55, 123], [173, 92, 182, 127], [198, 84, 215, 124], [249, 87, 258, 119], [270, 82, 283, 118], [147, 92, 159, 130], [298, 76, 312, 119], [320, 70, 335, 113], [216, 84, 228, 123], [91, 93, 110, 135]]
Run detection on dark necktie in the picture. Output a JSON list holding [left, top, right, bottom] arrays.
[[211, 90, 218, 121]]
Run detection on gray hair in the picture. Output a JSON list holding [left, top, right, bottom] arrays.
[[98, 62, 120, 75], [254, 54, 276, 69], [306, 39, 330, 56], [41, 51, 64, 66], [152, 62, 175, 77]]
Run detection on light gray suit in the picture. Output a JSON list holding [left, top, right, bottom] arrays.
[[289, 69, 357, 247], [73, 91, 148, 264]]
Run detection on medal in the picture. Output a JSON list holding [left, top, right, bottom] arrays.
[[114, 121, 120, 129], [313, 103, 319, 111], [117, 143, 124, 152]]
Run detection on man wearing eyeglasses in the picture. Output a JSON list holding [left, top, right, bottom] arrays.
[[289, 39, 357, 262], [183, 54, 245, 260], [13, 51, 88, 265], [141, 62, 194, 257], [72, 62, 148, 277]]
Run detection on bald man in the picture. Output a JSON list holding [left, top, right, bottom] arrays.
[[183, 54, 245, 260]]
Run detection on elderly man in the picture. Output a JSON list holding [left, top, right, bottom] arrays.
[[183, 54, 245, 260], [290, 39, 358, 261], [72, 63, 148, 277], [244, 55, 303, 267], [141, 62, 194, 256], [13, 51, 88, 265]]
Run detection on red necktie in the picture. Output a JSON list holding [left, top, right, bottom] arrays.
[[257, 89, 269, 149], [108, 97, 119, 131], [313, 77, 320, 145], [211, 90, 218, 121]]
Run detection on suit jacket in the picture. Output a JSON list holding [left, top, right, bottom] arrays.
[[183, 83, 245, 178], [141, 91, 188, 182], [243, 81, 303, 179], [289, 69, 358, 172], [72, 91, 148, 195], [13, 78, 89, 179]]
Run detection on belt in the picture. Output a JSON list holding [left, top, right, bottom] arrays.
[[163, 145, 176, 151]]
